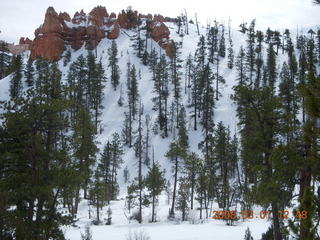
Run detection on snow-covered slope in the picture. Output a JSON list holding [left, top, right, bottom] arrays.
[[0, 20, 311, 240]]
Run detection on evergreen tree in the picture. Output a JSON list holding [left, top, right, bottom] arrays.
[[166, 106, 189, 218], [108, 40, 120, 90], [24, 57, 34, 87], [235, 46, 247, 86], [176, 178, 190, 221], [97, 142, 112, 204], [109, 132, 124, 199], [227, 39, 234, 69], [191, 36, 207, 130], [152, 54, 169, 137], [9, 54, 23, 99], [63, 49, 72, 67], [195, 162, 209, 219], [131, 23, 144, 59], [214, 54, 226, 100], [67, 55, 88, 121], [0, 41, 11, 79], [184, 152, 201, 209], [207, 23, 219, 63], [128, 64, 139, 119], [91, 59, 106, 131], [170, 41, 183, 123], [72, 108, 98, 203], [145, 160, 166, 222], [255, 30, 264, 88], [89, 170, 107, 223], [0, 63, 75, 239], [245, 20, 256, 84], [219, 25, 226, 58]]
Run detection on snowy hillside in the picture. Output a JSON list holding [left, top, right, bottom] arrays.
[[0, 14, 319, 240]]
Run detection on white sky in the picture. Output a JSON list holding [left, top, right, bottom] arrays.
[[0, 0, 319, 43]]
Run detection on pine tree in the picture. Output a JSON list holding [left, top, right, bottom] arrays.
[[131, 23, 144, 59], [91, 59, 106, 131], [89, 170, 107, 224], [255, 31, 264, 88], [184, 152, 201, 210], [166, 106, 189, 218], [196, 163, 209, 219], [245, 19, 256, 84], [63, 49, 72, 66], [266, 43, 277, 90], [185, 53, 194, 101], [67, 55, 88, 121], [0, 41, 11, 79], [176, 178, 190, 221], [192, 36, 207, 130], [227, 39, 234, 69], [152, 54, 169, 137], [72, 108, 98, 202], [170, 41, 183, 118], [9, 54, 23, 99], [214, 54, 226, 100], [145, 159, 166, 222], [109, 132, 124, 199], [98, 142, 112, 204], [148, 48, 158, 76], [24, 57, 34, 87], [235, 46, 247, 86], [207, 23, 218, 63], [218, 25, 226, 58], [108, 40, 120, 90], [0, 63, 75, 239], [86, 52, 97, 110], [273, 30, 282, 54], [128, 64, 139, 120]]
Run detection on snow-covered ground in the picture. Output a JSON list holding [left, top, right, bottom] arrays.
[[1, 19, 312, 240]]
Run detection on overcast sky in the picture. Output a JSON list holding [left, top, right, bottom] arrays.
[[0, 0, 319, 43]]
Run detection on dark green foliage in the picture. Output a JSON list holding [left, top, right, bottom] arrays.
[[289, 187, 319, 240], [245, 20, 256, 84], [227, 39, 234, 69], [176, 178, 190, 221], [108, 41, 120, 90], [183, 152, 201, 210], [219, 25, 226, 58], [72, 107, 98, 200], [0, 41, 11, 79], [63, 49, 72, 67], [9, 54, 23, 99], [0, 63, 74, 239], [89, 170, 108, 223], [152, 54, 169, 137], [207, 22, 218, 63], [235, 46, 247, 85], [128, 64, 139, 119], [24, 57, 34, 87], [145, 161, 166, 222], [166, 106, 189, 218], [131, 26, 144, 59]]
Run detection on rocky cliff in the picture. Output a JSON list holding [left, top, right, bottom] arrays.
[[26, 6, 177, 60]]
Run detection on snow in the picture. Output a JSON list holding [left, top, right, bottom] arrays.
[[0, 19, 311, 240]]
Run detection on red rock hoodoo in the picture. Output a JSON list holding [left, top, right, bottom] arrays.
[[27, 6, 177, 60]]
